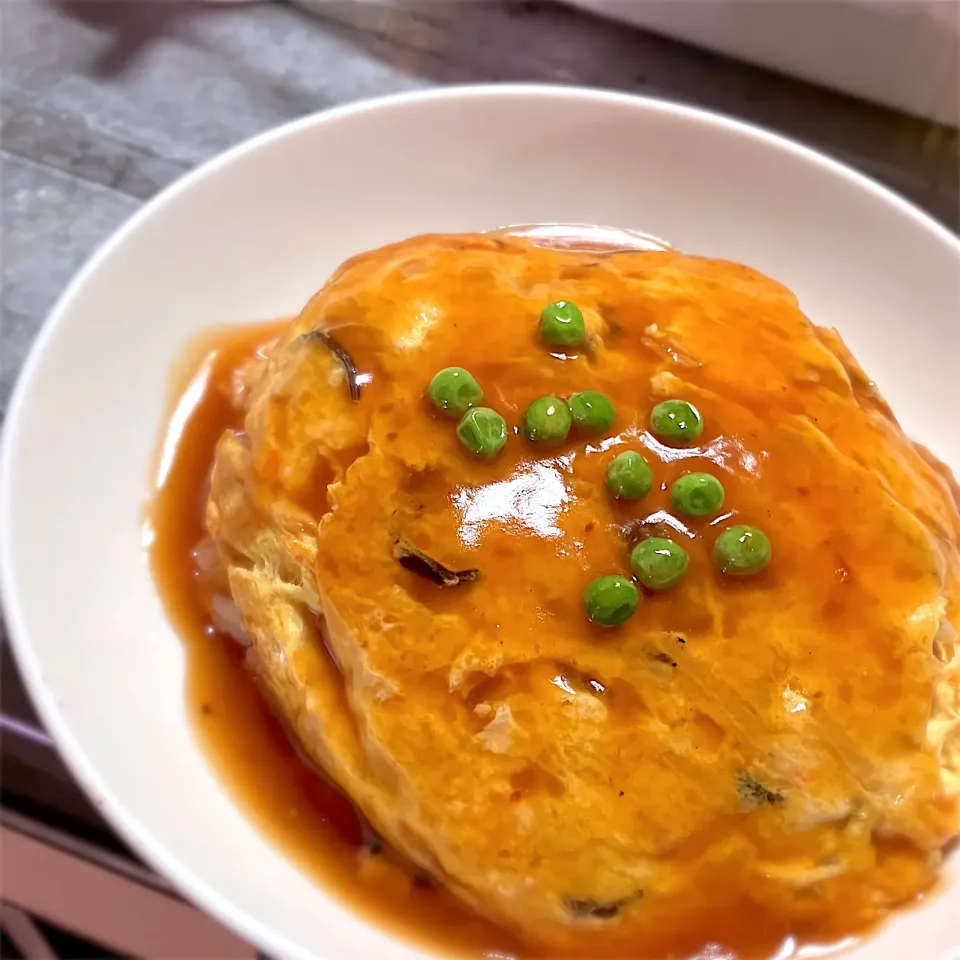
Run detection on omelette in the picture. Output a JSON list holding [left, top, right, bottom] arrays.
[[205, 232, 960, 956]]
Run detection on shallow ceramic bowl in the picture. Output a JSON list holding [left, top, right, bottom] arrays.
[[2, 86, 958, 960]]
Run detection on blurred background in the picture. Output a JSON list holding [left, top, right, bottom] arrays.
[[1, 1, 958, 956]]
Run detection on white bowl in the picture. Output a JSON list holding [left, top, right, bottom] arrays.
[[2, 86, 958, 960]]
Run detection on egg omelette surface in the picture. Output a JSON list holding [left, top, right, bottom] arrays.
[[206, 233, 960, 957]]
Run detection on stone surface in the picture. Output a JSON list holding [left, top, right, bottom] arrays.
[[2, 0, 957, 417]]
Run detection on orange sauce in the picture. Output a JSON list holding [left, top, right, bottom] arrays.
[[147, 323, 525, 959], [146, 325, 863, 960], [146, 229, 958, 960]]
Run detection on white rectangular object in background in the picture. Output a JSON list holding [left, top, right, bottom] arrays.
[[566, 0, 959, 124]]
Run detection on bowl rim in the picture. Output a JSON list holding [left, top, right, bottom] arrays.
[[2, 83, 958, 960]]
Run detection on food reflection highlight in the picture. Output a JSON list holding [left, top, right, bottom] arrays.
[[453, 459, 570, 546]]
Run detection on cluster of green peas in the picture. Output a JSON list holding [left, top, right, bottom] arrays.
[[578, 408, 772, 627], [426, 301, 616, 456], [425, 300, 772, 628]]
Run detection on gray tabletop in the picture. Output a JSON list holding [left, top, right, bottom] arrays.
[[2, 0, 958, 414]]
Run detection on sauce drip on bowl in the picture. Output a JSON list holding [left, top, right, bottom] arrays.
[[146, 323, 523, 958]]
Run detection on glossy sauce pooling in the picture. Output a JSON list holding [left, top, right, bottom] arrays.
[[147, 323, 524, 959], [152, 235, 959, 960]]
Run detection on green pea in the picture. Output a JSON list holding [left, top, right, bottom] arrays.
[[568, 391, 616, 433], [428, 366, 483, 416], [650, 399, 703, 446], [605, 451, 653, 500], [539, 300, 585, 347], [523, 396, 572, 445], [714, 525, 772, 575], [582, 575, 640, 627], [670, 473, 725, 517], [457, 407, 507, 458], [631, 537, 689, 590]]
